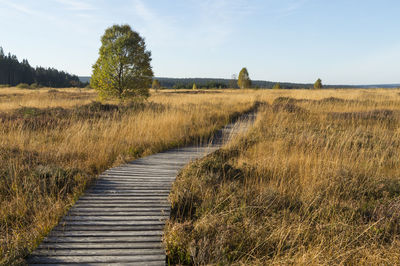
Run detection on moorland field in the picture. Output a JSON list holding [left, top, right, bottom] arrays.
[[1, 87, 400, 264], [165, 88, 400, 264], [0, 87, 256, 264]]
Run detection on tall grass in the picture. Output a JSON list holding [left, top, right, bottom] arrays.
[[166, 89, 400, 264], [0, 88, 257, 264]]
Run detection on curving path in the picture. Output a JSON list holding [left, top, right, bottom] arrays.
[[27, 112, 256, 265]]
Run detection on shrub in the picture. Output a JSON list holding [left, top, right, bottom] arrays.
[[16, 83, 30, 89], [30, 83, 41, 89]]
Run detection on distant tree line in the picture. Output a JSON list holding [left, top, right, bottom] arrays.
[[172, 81, 228, 90], [0, 47, 83, 87], [154, 77, 334, 89]]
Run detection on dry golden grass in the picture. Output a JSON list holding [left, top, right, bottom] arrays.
[[0, 87, 97, 111], [0, 88, 258, 264], [166, 88, 400, 265]]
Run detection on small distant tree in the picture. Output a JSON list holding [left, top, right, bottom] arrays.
[[152, 79, 161, 91], [273, 83, 281, 89], [229, 74, 238, 89], [91, 24, 153, 100], [238, 67, 251, 89], [314, 78, 323, 89], [192, 83, 197, 90]]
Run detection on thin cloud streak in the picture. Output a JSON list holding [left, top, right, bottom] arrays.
[[131, 0, 179, 47], [0, 0, 38, 15], [55, 0, 96, 11], [0, 0, 57, 21], [275, 0, 310, 18]]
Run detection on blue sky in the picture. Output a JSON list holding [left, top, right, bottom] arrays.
[[1, 0, 399, 84]]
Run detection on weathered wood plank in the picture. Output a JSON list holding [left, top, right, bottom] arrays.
[[52, 225, 165, 231], [28, 262, 165, 266], [104, 170, 177, 174], [59, 220, 165, 226], [67, 212, 169, 217], [33, 242, 162, 249], [86, 188, 171, 192], [83, 191, 170, 195], [72, 203, 170, 208], [69, 207, 170, 212], [32, 248, 165, 256], [75, 200, 169, 204], [88, 185, 172, 189], [42, 236, 162, 243], [28, 254, 166, 264], [79, 196, 168, 200], [63, 215, 167, 221], [92, 183, 172, 187], [49, 230, 163, 237]]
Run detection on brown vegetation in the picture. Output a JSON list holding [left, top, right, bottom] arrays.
[[165, 89, 400, 265], [0, 88, 257, 264]]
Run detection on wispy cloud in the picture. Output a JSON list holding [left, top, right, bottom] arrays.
[[275, 0, 309, 18], [55, 0, 96, 11], [0, 0, 38, 16], [192, 0, 255, 48], [130, 0, 255, 50], [0, 0, 58, 20], [131, 0, 179, 47]]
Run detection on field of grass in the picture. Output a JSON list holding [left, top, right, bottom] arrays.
[[165, 88, 400, 264], [0, 87, 258, 264]]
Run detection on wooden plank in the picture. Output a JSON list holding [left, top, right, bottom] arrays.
[[79, 194, 169, 197], [88, 185, 171, 189], [87, 188, 171, 192], [43, 236, 162, 243], [72, 203, 170, 208], [32, 248, 165, 256], [33, 242, 162, 249], [79, 196, 168, 200], [49, 230, 163, 237], [69, 207, 170, 212], [94, 180, 172, 183], [27, 262, 165, 266], [99, 175, 175, 179], [52, 225, 165, 231], [98, 175, 174, 179], [95, 179, 174, 183], [75, 200, 169, 204], [63, 215, 167, 221], [72, 203, 169, 207], [104, 170, 176, 174], [74, 200, 169, 204], [28, 254, 166, 264], [84, 191, 170, 195], [59, 220, 165, 226], [67, 212, 169, 217], [92, 182, 172, 186], [107, 168, 177, 171]]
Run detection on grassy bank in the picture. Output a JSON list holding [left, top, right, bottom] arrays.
[[0, 88, 257, 264], [165, 89, 400, 264]]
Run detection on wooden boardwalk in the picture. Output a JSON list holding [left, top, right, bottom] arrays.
[[27, 113, 255, 265]]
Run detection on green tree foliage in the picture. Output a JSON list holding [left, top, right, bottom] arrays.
[[192, 83, 197, 90], [0, 47, 81, 87], [238, 67, 251, 89], [314, 78, 323, 89], [91, 24, 153, 100], [273, 83, 281, 90], [152, 79, 161, 91]]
